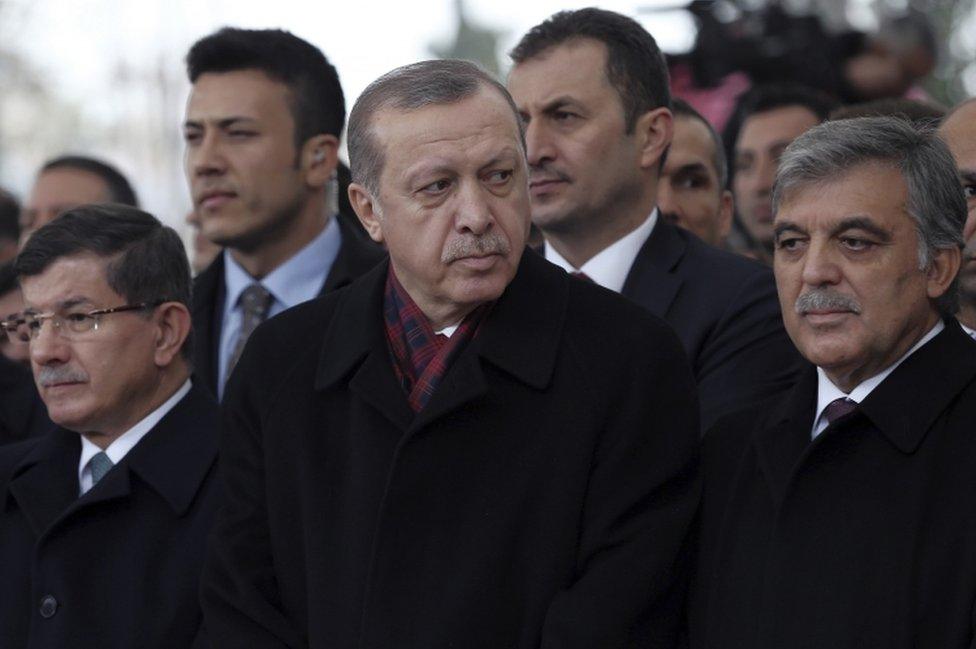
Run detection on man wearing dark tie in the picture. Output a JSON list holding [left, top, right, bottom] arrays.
[[202, 59, 699, 648], [507, 8, 801, 429], [690, 117, 976, 648], [0, 205, 218, 648], [183, 28, 384, 399]]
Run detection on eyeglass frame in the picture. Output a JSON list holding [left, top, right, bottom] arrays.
[[1, 300, 169, 343]]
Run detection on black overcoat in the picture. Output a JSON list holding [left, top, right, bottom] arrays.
[[690, 320, 976, 648], [191, 216, 386, 397], [202, 251, 701, 648], [0, 384, 219, 649]]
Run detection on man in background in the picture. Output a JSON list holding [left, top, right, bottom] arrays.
[[508, 8, 800, 428], [183, 27, 384, 399], [20, 155, 138, 243], [658, 98, 733, 247]]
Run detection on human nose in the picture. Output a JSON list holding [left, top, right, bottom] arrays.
[[187, 131, 226, 178], [455, 181, 494, 235], [29, 317, 70, 366], [524, 120, 555, 169], [657, 181, 679, 218], [800, 238, 842, 288]]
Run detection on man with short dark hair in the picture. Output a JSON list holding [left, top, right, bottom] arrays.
[[658, 99, 733, 246], [183, 27, 384, 399], [202, 59, 699, 648], [727, 83, 836, 261], [0, 204, 218, 648], [21, 155, 138, 243], [692, 117, 976, 648], [507, 8, 800, 428], [937, 97, 976, 336]]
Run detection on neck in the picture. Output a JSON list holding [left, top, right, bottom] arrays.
[[543, 196, 654, 269], [230, 198, 329, 280]]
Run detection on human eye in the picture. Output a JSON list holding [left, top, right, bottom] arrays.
[[839, 236, 875, 252], [419, 178, 452, 195], [183, 129, 202, 145], [674, 170, 708, 191], [484, 169, 514, 185], [775, 235, 806, 252], [963, 184, 976, 200]]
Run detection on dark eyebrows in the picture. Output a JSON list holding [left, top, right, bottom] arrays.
[[773, 221, 805, 239], [183, 116, 256, 130], [960, 169, 976, 185], [830, 216, 892, 241], [23, 297, 94, 315], [673, 162, 711, 177]]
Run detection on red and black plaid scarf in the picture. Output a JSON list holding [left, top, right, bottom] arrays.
[[383, 269, 490, 412]]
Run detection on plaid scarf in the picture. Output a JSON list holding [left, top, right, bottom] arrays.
[[383, 269, 489, 412]]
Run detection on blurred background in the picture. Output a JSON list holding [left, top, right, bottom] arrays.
[[0, 0, 972, 237]]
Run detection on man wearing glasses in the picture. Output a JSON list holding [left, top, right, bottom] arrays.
[[0, 204, 219, 648]]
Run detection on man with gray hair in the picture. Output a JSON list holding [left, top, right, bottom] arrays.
[[202, 59, 699, 648], [690, 116, 976, 648]]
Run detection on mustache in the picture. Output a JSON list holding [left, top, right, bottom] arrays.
[[37, 365, 89, 387], [794, 289, 862, 315], [528, 162, 571, 184], [441, 233, 511, 264]]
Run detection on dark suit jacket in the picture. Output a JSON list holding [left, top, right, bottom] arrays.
[[618, 221, 801, 430], [0, 383, 219, 649], [202, 251, 700, 648], [690, 320, 976, 649], [191, 216, 385, 396], [0, 356, 52, 445]]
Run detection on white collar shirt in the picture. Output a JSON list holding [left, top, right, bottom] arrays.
[[811, 321, 944, 439], [544, 209, 657, 293], [218, 216, 341, 397], [78, 379, 192, 495]]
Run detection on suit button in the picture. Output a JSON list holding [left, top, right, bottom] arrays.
[[39, 595, 58, 618]]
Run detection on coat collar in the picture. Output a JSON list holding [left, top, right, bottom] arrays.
[[314, 250, 567, 431], [619, 218, 686, 317], [3, 384, 217, 536]]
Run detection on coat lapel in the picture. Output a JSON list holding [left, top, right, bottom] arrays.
[[320, 217, 386, 295], [620, 219, 685, 318], [192, 254, 225, 397], [5, 429, 80, 536]]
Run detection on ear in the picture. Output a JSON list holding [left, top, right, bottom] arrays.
[[717, 190, 734, 240], [925, 245, 962, 302], [347, 182, 386, 244], [152, 302, 192, 368], [299, 134, 340, 189], [635, 106, 673, 171]]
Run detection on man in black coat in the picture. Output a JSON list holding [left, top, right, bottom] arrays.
[[507, 9, 801, 430], [202, 59, 700, 648], [0, 205, 218, 648], [690, 117, 976, 648], [182, 28, 384, 399]]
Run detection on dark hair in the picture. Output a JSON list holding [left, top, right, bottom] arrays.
[[15, 204, 194, 359], [0, 262, 17, 298], [41, 156, 138, 207], [510, 7, 671, 132], [349, 59, 523, 197], [186, 27, 345, 149], [672, 98, 728, 188], [830, 97, 945, 126], [0, 189, 19, 243]]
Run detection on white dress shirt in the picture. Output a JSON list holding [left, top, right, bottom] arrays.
[[218, 216, 342, 397], [811, 321, 944, 438], [961, 322, 976, 340], [544, 209, 658, 293], [78, 379, 192, 494]]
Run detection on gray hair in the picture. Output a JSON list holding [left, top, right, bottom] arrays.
[[772, 116, 966, 314], [347, 59, 526, 198]]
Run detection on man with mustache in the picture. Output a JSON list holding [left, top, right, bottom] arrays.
[[183, 27, 384, 400], [938, 97, 976, 338], [0, 204, 219, 647], [507, 8, 801, 429], [202, 59, 700, 648], [690, 117, 976, 648]]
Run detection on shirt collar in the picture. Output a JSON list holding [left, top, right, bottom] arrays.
[[961, 321, 976, 340], [223, 215, 341, 311], [812, 320, 944, 438], [78, 378, 192, 492], [544, 209, 657, 293]]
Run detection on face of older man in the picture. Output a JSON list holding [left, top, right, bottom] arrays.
[[773, 163, 956, 391], [351, 87, 530, 329], [938, 101, 976, 318], [20, 254, 176, 443]]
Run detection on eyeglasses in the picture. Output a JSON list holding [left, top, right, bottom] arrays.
[[1, 301, 166, 343]]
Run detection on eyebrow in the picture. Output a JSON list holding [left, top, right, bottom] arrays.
[[183, 116, 257, 130], [773, 221, 805, 238], [23, 297, 94, 315], [960, 169, 976, 185], [830, 216, 892, 241], [672, 162, 711, 176]]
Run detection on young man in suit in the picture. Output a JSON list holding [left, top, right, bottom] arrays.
[[183, 28, 384, 399], [507, 8, 800, 429], [0, 204, 218, 648], [691, 117, 976, 648], [202, 59, 699, 648]]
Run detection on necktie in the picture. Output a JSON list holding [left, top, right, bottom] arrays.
[[89, 452, 113, 485], [823, 397, 857, 426], [228, 283, 273, 375], [571, 270, 594, 283]]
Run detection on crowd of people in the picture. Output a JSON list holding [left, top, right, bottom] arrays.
[[0, 6, 974, 648]]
